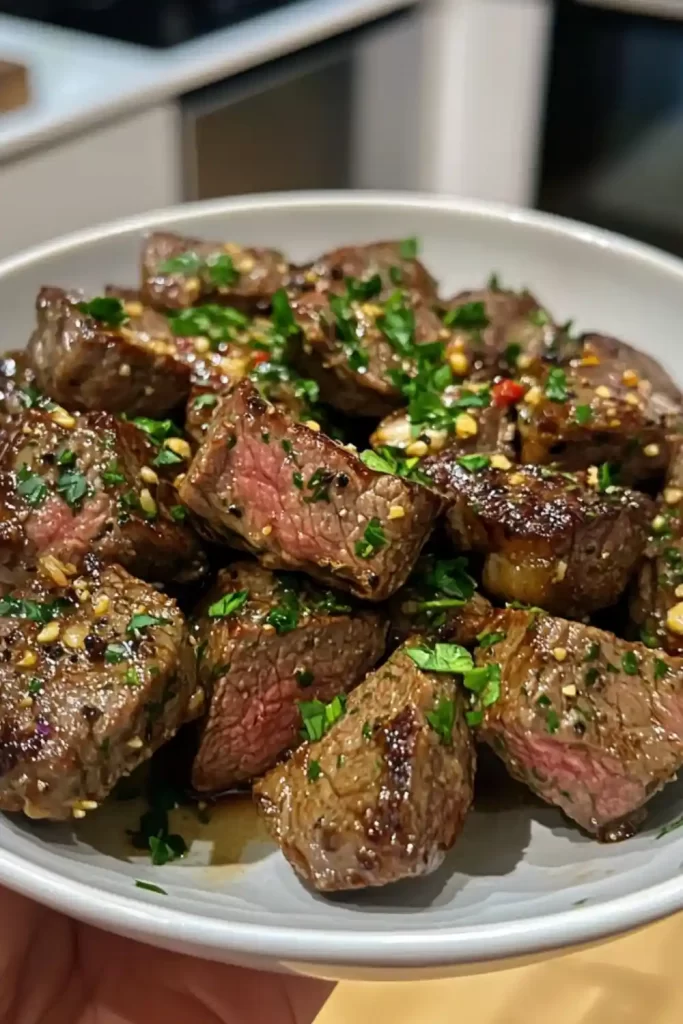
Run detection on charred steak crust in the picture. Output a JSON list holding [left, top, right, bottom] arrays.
[[518, 335, 681, 482], [0, 408, 206, 584], [440, 286, 578, 379], [423, 459, 653, 617], [27, 287, 191, 417], [253, 641, 475, 891], [141, 231, 290, 311], [477, 609, 683, 837], [179, 380, 443, 601], [191, 562, 388, 791], [0, 562, 199, 820]]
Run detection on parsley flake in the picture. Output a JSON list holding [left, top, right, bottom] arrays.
[[355, 518, 386, 560], [208, 591, 249, 619]]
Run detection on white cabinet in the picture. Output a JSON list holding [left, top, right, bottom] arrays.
[[0, 104, 181, 259]]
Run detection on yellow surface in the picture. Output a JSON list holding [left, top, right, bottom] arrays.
[[317, 914, 683, 1023]]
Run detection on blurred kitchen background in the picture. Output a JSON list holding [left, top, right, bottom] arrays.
[[0, 0, 682, 259]]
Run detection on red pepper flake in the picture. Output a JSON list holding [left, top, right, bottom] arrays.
[[492, 379, 525, 408], [250, 350, 270, 366]]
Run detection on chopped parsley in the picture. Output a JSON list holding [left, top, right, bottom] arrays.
[[28, 678, 43, 695], [598, 462, 618, 492], [104, 642, 128, 665], [503, 342, 521, 368], [18, 384, 55, 411], [16, 465, 48, 507], [205, 252, 239, 287], [359, 446, 430, 485], [56, 447, 76, 467], [621, 651, 639, 676], [406, 643, 473, 674], [169, 505, 188, 523], [345, 274, 382, 302], [124, 667, 141, 687], [168, 303, 248, 346], [271, 288, 298, 338], [477, 630, 506, 650], [462, 663, 501, 708], [584, 642, 600, 662], [426, 697, 456, 746], [149, 833, 188, 867], [303, 467, 334, 504], [328, 293, 369, 372], [546, 709, 560, 734], [529, 308, 550, 327], [362, 721, 373, 741], [377, 291, 416, 356], [0, 596, 72, 622], [399, 236, 419, 259], [101, 460, 126, 486], [355, 518, 386, 559], [584, 667, 599, 686], [299, 693, 347, 742], [158, 250, 202, 275], [207, 590, 249, 619], [639, 629, 658, 649], [135, 881, 167, 895], [265, 586, 300, 634], [130, 417, 181, 447], [56, 470, 89, 508], [127, 613, 168, 635], [307, 760, 322, 782], [193, 392, 219, 410], [574, 404, 592, 425], [544, 367, 569, 403], [76, 296, 128, 327], [295, 668, 314, 687], [654, 657, 670, 681], [443, 301, 489, 330], [153, 447, 184, 468], [457, 454, 490, 473]]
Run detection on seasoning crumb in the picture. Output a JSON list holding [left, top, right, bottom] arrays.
[[644, 443, 660, 458], [448, 351, 469, 376], [490, 453, 512, 471], [51, 407, 76, 429], [72, 808, 87, 820], [523, 386, 542, 406], [165, 437, 192, 460], [562, 683, 577, 697], [455, 413, 479, 439], [36, 621, 60, 644], [665, 488, 683, 506], [622, 369, 639, 387], [118, 364, 131, 377], [388, 505, 405, 520], [261, 524, 273, 536], [554, 560, 568, 582], [140, 466, 159, 486], [17, 651, 37, 668], [127, 737, 144, 750], [305, 420, 321, 432], [406, 439, 429, 457], [595, 385, 612, 399], [624, 392, 640, 406], [552, 647, 568, 662]]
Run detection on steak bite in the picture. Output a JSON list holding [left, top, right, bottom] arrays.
[[423, 457, 653, 617], [441, 284, 577, 378], [517, 335, 681, 483], [141, 231, 289, 312], [291, 286, 452, 418], [296, 239, 437, 300], [27, 288, 191, 417], [179, 380, 442, 601], [476, 608, 683, 839], [631, 440, 683, 655], [254, 640, 475, 891], [0, 561, 199, 820], [0, 408, 206, 584], [388, 554, 493, 648], [191, 562, 387, 791], [370, 381, 515, 462]]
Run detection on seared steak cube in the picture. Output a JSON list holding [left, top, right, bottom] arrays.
[[296, 240, 437, 300], [518, 335, 681, 482], [0, 561, 199, 820], [0, 409, 206, 584], [291, 287, 452, 418], [141, 231, 289, 311], [254, 640, 475, 891], [476, 608, 683, 838], [370, 382, 515, 461], [631, 440, 683, 654], [388, 554, 493, 648], [191, 562, 387, 791], [27, 288, 191, 417], [179, 380, 442, 601], [441, 285, 577, 379], [424, 457, 653, 617]]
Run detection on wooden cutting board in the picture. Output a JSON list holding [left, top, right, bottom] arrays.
[[0, 60, 30, 114]]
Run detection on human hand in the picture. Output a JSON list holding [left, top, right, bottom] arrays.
[[0, 887, 333, 1024]]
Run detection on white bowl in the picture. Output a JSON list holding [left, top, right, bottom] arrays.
[[3, 191, 683, 981]]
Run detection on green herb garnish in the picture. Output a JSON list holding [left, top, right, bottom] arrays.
[[655, 657, 670, 680], [426, 697, 456, 746], [457, 454, 490, 473], [101, 460, 126, 486], [574, 404, 592, 425], [104, 642, 127, 665], [355, 518, 386, 559], [16, 465, 48, 508], [266, 586, 300, 635], [57, 470, 89, 508], [544, 367, 569, 403], [307, 760, 322, 782], [399, 236, 419, 259], [406, 643, 473, 674], [135, 880, 168, 895], [193, 392, 220, 410], [299, 694, 347, 743], [621, 651, 639, 676], [477, 631, 506, 650], [443, 301, 489, 330], [169, 505, 188, 523], [207, 591, 249, 619], [76, 296, 128, 327]]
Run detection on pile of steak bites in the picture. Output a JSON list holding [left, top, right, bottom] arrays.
[[3, 229, 683, 893]]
